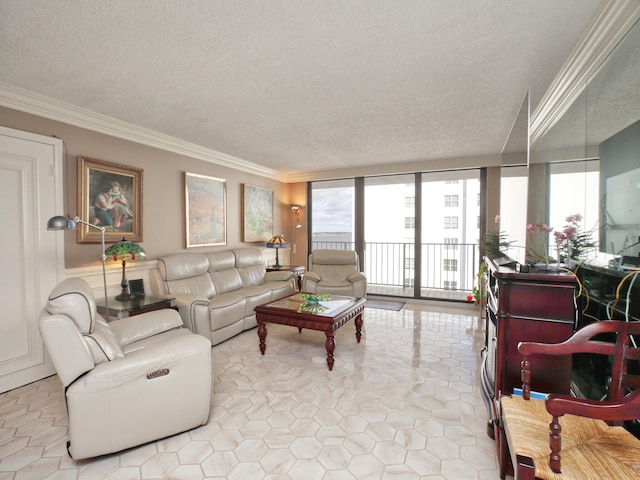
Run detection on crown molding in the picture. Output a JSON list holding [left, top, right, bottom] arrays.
[[284, 154, 502, 183], [0, 83, 287, 182], [530, 0, 640, 144]]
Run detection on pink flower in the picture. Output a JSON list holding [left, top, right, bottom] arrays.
[[526, 224, 536, 234], [539, 224, 554, 234], [563, 225, 577, 241], [565, 214, 582, 224], [554, 231, 567, 243], [495, 215, 500, 224]]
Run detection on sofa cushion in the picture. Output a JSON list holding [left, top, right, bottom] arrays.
[[207, 252, 243, 293], [234, 248, 267, 287], [208, 293, 246, 330], [241, 285, 272, 315], [157, 253, 215, 298]]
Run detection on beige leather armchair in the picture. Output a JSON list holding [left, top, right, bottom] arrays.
[[302, 249, 367, 297], [39, 278, 212, 460]]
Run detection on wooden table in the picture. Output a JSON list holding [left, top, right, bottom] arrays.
[[255, 293, 365, 371], [96, 294, 176, 320], [265, 265, 305, 291]]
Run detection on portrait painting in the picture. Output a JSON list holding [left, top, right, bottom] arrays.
[[77, 156, 143, 243]]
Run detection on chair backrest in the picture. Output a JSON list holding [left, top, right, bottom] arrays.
[[309, 249, 360, 281], [40, 278, 124, 386], [519, 320, 640, 402]]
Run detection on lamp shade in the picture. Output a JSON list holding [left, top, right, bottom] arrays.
[[105, 237, 146, 261], [46, 215, 75, 230], [266, 235, 289, 249]]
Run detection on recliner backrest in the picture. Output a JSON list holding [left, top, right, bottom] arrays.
[[309, 249, 360, 281], [41, 278, 124, 386]]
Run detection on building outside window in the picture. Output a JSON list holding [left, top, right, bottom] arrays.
[[444, 194, 459, 207], [444, 216, 458, 229], [443, 259, 458, 271], [444, 280, 458, 290], [405, 217, 415, 229]]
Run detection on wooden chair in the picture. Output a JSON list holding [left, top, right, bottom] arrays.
[[499, 320, 640, 479]]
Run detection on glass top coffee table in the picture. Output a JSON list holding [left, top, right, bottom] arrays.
[[254, 293, 365, 371]]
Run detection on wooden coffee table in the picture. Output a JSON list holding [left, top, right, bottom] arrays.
[[255, 293, 365, 371]]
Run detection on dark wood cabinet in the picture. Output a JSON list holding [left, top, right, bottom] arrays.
[[480, 256, 577, 440]]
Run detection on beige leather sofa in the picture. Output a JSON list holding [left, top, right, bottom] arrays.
[[39, 278, 212, 460], [302, 249, 367, 298], [151, 248, 296, 345]]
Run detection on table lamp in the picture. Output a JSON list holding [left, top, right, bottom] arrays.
[[266, 234, 289, 269], [105, 237, 146, 301]]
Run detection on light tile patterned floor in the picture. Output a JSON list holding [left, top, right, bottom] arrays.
[[0, 302, 502, 479]]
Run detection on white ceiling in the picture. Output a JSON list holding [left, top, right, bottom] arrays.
[[0, 1, 603, 179]]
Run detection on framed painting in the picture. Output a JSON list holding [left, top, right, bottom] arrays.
[[242, 184, 274, 242], [185, 172, 227, 247], [77, 156, 143, 243]]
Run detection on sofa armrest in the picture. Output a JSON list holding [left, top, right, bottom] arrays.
[[110, 309, 183, 347], [86, 333, 211, 387], [304, 271, 321, 282], [265, 270, 294, 282]]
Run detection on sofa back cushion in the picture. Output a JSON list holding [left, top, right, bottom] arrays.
[[207, 251, 243, 293], [157, 253, 216, 298], [234, 248, 266, 287]]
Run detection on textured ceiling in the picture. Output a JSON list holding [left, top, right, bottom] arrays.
[[0, 1, 603, 177]]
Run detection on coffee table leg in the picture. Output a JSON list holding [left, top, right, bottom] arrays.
[[355, 313, 363, 343], [325, 333, 335, 371], [258, 322, 267, 355]]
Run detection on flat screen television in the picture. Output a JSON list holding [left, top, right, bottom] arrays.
[[599, 118, 640, 260]]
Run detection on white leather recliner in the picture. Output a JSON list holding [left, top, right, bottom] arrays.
[[302, 249, 367, 297], [39, 278, 212, 460]]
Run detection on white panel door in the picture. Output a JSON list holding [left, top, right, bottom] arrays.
[[0, 126, 64, 393]]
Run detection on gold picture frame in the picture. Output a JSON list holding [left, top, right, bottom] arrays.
[[77, 156, 143, 243], [185, 172, 227, 247], [242, 184, 274, 242]]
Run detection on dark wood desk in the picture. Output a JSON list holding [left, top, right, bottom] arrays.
[[255, 293, 365, 371], [266, 265, 305, 291], [96, 295, 176, 320]]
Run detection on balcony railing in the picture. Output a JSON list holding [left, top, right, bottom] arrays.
[[311, 241, 480, 301]]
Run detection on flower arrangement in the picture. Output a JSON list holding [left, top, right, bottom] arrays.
[[553, 214, 595, 261], [527, 214, 595, 265], [526, 223, 555, 264]]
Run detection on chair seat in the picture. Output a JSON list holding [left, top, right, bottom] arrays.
[[501, 395, 640, 479]]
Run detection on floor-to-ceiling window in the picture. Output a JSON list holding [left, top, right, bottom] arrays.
[[309, 169, 482, 302], [310, 179, 355, 250], [364, 175, 416, 297], [420, 170, 480, 300]]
